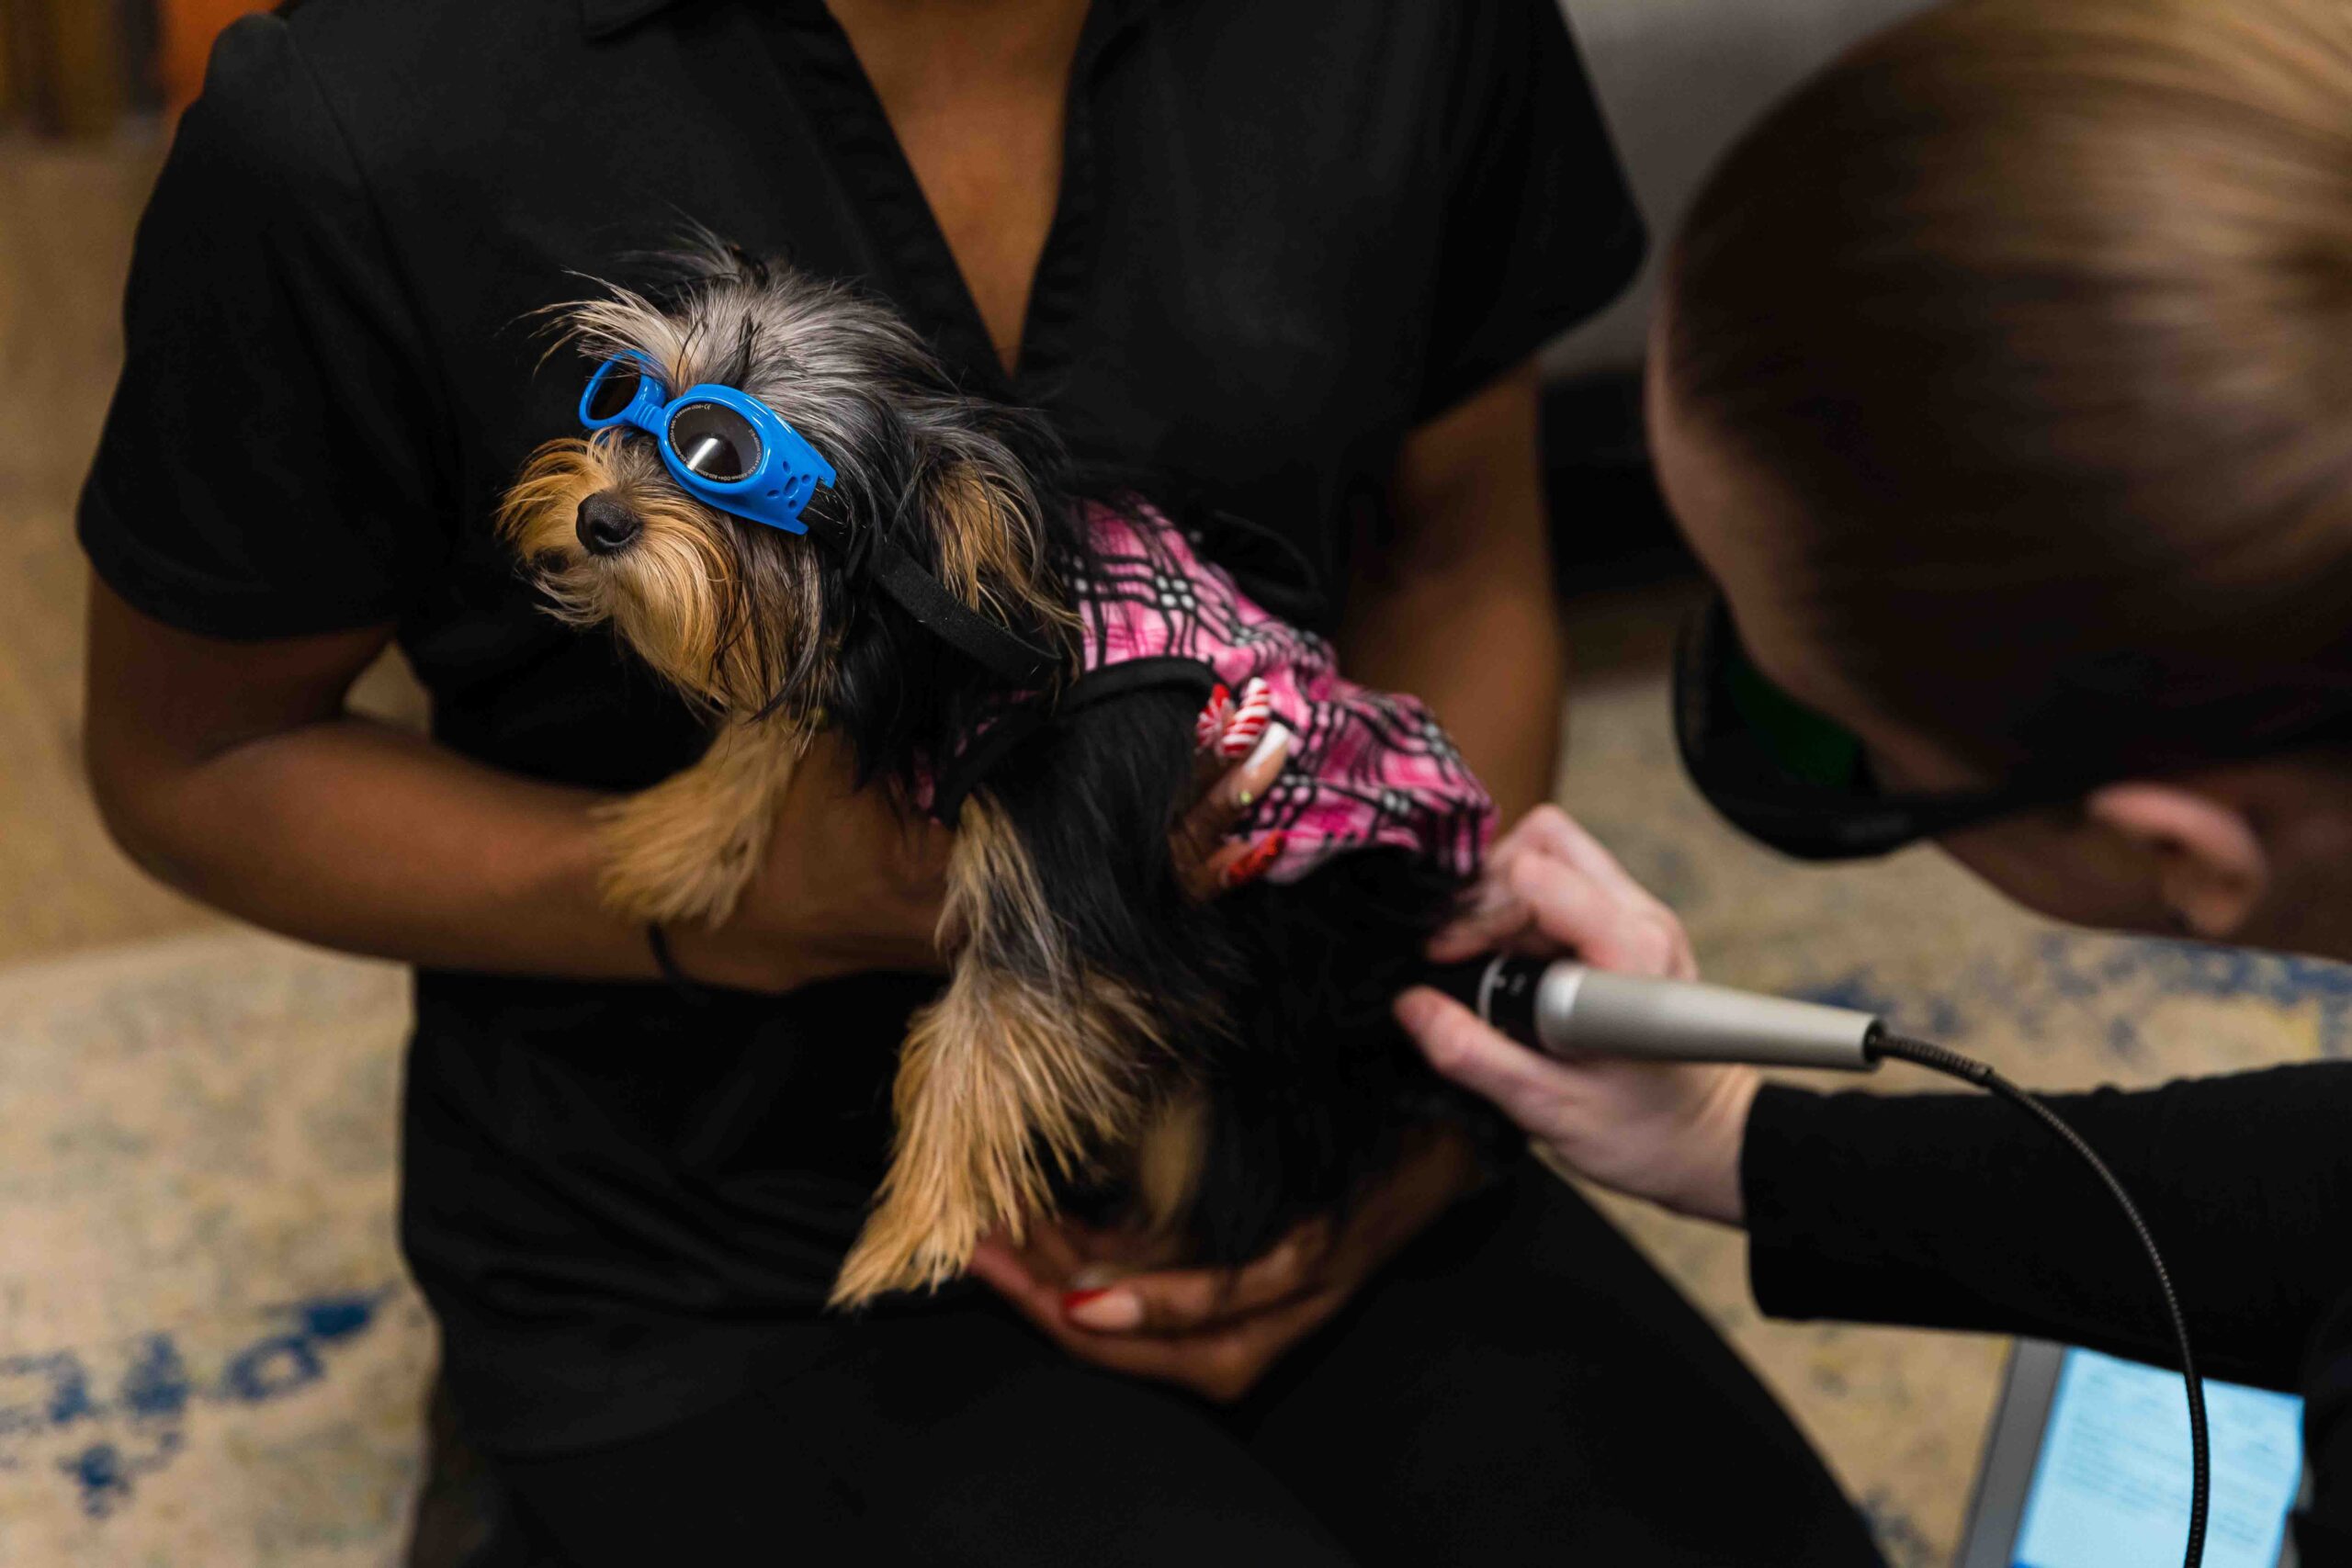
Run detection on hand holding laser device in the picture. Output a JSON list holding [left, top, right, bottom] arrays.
[[1397, 807, 1826, 1224], [1397, 810, 2212, 1568]]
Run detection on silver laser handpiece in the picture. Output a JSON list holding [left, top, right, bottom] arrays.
[[1441, 955, 1883, 1073]]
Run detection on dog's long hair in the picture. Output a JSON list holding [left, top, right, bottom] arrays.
[[503, 245, 1079, 778], [501, 246, 1478, 1304]]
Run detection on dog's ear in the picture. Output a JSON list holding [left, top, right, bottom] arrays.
[[830, 795, 1157, 1305], [894, 390, 1083, 657], [916, 455, 1074, 639]]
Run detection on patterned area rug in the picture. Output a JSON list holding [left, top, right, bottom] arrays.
[[0, 933, 429, 1567]]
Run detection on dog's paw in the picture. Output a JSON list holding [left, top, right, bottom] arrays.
[[592, 790, 763, 925], [828, 1212, 979, 1310]]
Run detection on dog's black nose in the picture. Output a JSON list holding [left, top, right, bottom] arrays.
[[576, 493, 643, 556]]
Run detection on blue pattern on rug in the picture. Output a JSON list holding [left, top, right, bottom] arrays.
[[1792, 934, 2352, 1061], [0, 1291, 392, 1518]]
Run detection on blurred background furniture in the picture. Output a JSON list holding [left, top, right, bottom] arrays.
[[0, 0, 149, 136], [0, 0, 262, 137]]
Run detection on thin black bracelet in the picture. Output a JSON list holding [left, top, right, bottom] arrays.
[[646, 923, 718, 1006]]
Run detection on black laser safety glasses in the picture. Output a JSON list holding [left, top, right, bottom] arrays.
[[1672, 592, 2352, 862]]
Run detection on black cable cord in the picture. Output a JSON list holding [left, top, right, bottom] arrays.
[[1869, 1032, 2209, 1568]]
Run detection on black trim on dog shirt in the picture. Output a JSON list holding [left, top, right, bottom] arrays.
[[928, 656, 1221, 827]]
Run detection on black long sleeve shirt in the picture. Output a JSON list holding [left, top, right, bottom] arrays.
[[1744, 1064, 2352, 1560]]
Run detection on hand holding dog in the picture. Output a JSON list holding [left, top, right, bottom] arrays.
[[969, 805, 1715, 1396], [669, 687, 1295, 994], [1394, 806, 1758, 1226], [969, 1127, 1481, 1404], [662, 733, 953, 992]]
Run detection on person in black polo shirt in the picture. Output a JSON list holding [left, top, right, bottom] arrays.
[[77, 2, 1882, 1562]]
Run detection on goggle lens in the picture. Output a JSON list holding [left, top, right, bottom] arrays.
[[668, 401, 761, 482], [1720, 634, 1866, 791], [585, 359, 644, 423]]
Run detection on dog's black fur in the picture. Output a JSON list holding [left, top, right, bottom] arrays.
[[966, 671, 1490, 1263], [501, 245, 1503, 1295]]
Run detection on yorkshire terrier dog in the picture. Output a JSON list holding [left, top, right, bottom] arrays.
[[500, 245, 1501, 1306]]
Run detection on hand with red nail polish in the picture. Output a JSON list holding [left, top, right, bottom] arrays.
[[1059, 1285, 1144, 1331], [1168, 684, 1292, 901], [1216, 830, 1285, 889], [968, 1129, 1482, 1403]]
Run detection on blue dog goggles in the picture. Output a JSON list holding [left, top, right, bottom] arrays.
[[575, 351, 1059, 689], [580, 353, 837, 535]]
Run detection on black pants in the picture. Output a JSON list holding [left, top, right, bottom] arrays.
[[490, 1167, 1884, 1566]]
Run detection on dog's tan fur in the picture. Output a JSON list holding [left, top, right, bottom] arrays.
[[594, 723, 811, 925], [931, 464, 1069, 634], [831, 796, 1173, 1305], [498, 261, 1184, 1306], [498, 434, 831, 724], [1130, 1085, 1213, 1238], [502, 437, 826, 923]]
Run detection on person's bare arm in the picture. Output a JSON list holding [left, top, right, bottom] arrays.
[[1341, 362, 1563, 823], [82, 580, 944, 993], [84, 581, 1275, 993]]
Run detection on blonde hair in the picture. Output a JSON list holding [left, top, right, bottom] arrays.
[[1667, 0, 2352, 763]]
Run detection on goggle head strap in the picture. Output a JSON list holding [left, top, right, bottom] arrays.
[[581, 355, 1061, 693], [929, 657, 1220, 826], [794, 486, 1063, 691]]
